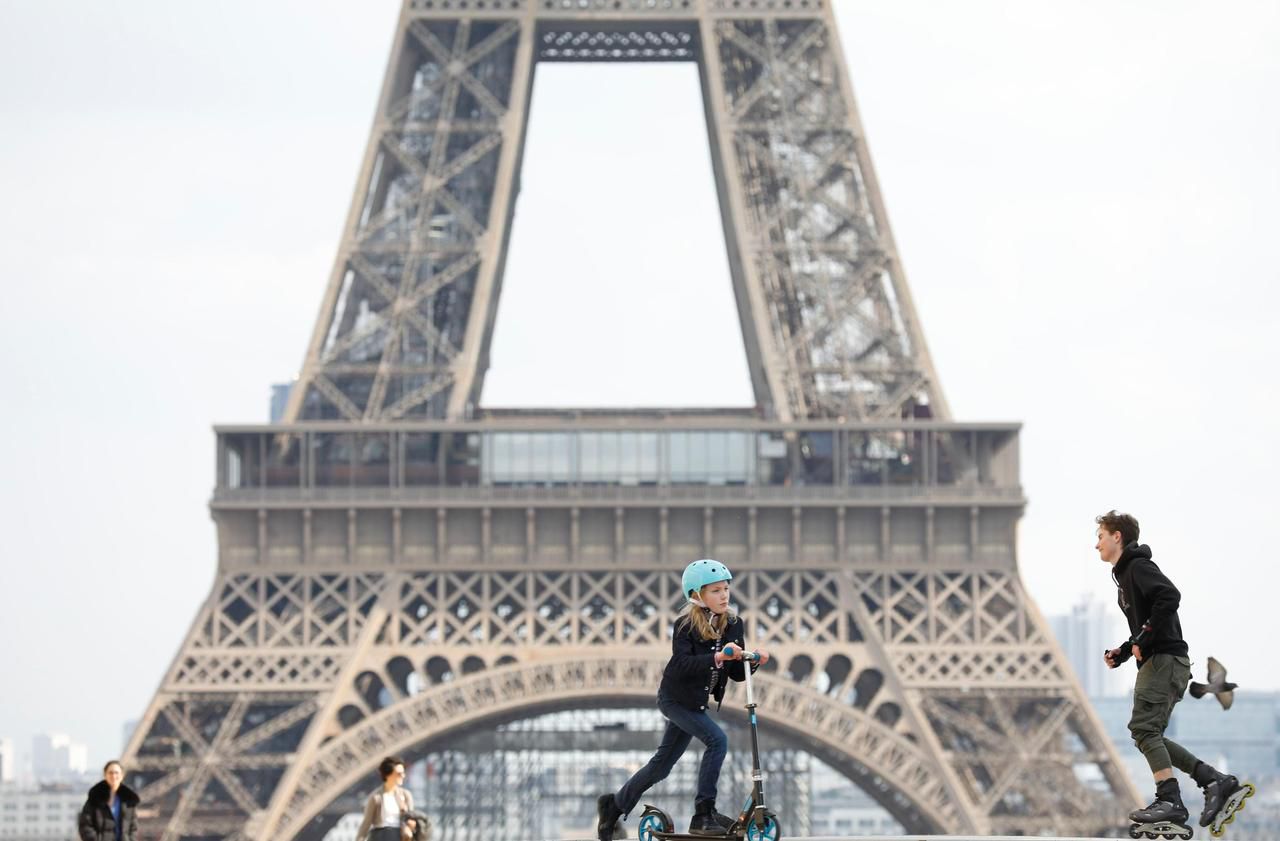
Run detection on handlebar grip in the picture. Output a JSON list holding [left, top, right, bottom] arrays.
[[723, 645, 759, 661]]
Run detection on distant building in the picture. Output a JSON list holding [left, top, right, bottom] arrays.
[[1091, 690, 1280, 838], [1048, 593, 1129, 698], [270, 382, 294, 423], [0, 737, 15, 783], [1167, 690, 1280, 781], [1093, 691, 1280, 783], [30, 735, 87, 782], [1100, 691, 1280, 778], [810, 799, 902, 837], [0, 787, 82, 840], [808, 763, 902, 837]]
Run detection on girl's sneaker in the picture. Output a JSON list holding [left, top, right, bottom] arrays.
[[597, 794, 625, 841], [688, 800, 733, 836]]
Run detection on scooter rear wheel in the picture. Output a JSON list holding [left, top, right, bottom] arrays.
[[745, 815, 780, 841], [638, 810, 672, 841]]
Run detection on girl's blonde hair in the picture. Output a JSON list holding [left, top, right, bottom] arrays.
[[679, 589, 737, 641]]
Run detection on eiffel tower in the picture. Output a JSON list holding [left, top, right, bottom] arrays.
[[123, 1, 1139, 838]]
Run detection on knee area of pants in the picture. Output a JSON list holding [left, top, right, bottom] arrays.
[[1129, 723, 1159, 742], [1133, 732, 1162, 753], [650, 756, 678, 775]]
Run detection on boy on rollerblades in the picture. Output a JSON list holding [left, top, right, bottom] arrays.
[[1097, 510, 1254, 838]]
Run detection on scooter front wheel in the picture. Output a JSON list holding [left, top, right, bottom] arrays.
[[744, 815, 780, 841], [637, 807, 673, 841]]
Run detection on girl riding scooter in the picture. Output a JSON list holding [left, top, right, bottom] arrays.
[[596, 560, 770, 841]]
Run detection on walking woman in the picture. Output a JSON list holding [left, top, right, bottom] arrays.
[[78, 760, 139, 841], [356, 755, 419, 841]]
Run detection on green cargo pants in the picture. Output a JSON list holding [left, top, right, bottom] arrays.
[[1128, 652, 1200, 774]]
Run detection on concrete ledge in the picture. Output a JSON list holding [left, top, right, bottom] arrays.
[[565, 837, 1118, 841]]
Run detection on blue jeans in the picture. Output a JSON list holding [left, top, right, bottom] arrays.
[[614, 697, 728, 815]]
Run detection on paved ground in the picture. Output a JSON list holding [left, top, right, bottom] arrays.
[[565, 837, 1121, 841]]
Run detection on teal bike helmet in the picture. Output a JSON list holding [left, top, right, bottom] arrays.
[[682, 559, 733, 603]]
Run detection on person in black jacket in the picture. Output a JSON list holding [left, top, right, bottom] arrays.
[[1097, 510, 1251, 833], [78, 760, 139, 841], [596, 559, 770, 841]]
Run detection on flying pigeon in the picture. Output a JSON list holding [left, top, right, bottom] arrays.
[[1189, 656, 1237, 710]]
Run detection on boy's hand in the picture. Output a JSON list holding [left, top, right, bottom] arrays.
[[1105, 640, 1135, 669], [1131, 643, 1143, 663]]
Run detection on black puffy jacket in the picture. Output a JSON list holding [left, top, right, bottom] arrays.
[[659, 613, 756, 711], [78, 781, 139, 841]]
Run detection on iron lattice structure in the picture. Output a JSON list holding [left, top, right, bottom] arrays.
[[123, 2, 1140, 839], [282, 0, 946, 425]]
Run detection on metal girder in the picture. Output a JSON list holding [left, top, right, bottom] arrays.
[[283, 1, 946, 424], [284, 11, 528, 422]]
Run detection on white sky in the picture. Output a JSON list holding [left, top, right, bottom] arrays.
[[1, 0, 1277, 769]]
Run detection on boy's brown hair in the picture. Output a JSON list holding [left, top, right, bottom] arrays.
[[1095, 510, 1140, 546]]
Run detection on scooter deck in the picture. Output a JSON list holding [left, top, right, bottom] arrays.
[[650, 832, 739, 841]]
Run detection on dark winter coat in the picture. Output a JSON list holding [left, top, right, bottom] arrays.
[[1111, 542, 1189, 665], [78, 781, 139, 841], [659, 613, 757, 711]]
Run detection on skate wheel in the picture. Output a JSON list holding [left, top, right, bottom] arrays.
[[745, 815, 780, 841], [638, 813, 670, 841]]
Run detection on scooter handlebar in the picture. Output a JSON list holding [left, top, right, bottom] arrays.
[[723, 644, 759, 662]]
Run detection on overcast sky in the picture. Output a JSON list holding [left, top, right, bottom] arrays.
[[1, 1, 1277, 769]]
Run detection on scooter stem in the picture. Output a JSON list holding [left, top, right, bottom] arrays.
[[723, 644, 766, 813]]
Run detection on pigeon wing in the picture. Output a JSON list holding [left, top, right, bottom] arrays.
[[1219, 688, 1234, 711], [1206, 656, 1227, 685]]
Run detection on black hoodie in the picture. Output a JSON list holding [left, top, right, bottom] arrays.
[[78, 780, 140, 841], [1111, 542, 1188, 664]]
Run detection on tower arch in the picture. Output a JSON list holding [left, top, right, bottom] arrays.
[[270, 656, 963, 839]]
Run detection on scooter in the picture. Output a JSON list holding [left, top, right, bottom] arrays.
[[636, 645, 781, 841]]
